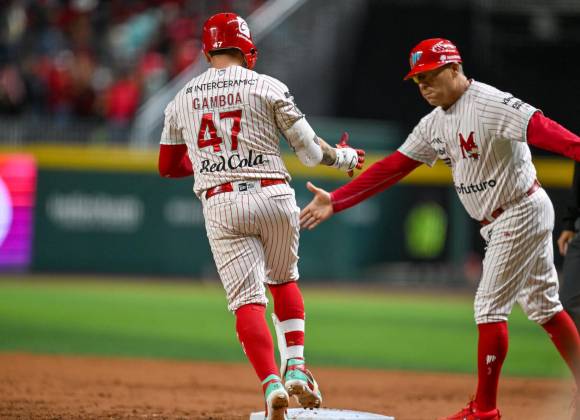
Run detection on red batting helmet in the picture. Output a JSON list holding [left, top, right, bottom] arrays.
[[202, 13, 258, 70], [404, 38, 462, 80]]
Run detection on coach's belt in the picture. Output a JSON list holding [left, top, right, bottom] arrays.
[[479, 179, 541, 226], [205, 179, 286, 199]]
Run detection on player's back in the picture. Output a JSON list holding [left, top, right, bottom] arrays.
[[163, 65, 297, 197]]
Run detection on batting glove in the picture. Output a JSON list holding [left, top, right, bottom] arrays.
[[333, 132, 365, 177]]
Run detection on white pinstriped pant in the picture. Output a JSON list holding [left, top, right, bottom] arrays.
[[476, 188, 563, 324], [201, 182, 300, 312]]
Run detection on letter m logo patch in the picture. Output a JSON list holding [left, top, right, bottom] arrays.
[[459, 131, 479, 160]]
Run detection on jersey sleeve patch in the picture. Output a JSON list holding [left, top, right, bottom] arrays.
[[261, 75, 305, 132], [273, 90, 304, 132], [478, 89, 538, 143]]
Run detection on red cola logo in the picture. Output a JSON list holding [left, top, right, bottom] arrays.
[[199, 150, 267, 173]]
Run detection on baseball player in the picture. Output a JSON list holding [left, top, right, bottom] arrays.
[[157, 13, 364, 420], [558, 162, 580, 331], [300, 38, 580, 420]]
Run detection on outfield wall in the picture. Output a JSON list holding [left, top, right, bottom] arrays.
[[0, 143, 574, 282]]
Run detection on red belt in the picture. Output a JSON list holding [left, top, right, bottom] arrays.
[[205, 179, 286, 199], [479, 179, 541, 226]]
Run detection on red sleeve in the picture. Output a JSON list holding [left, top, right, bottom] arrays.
[[158, 144, 194, 178], [527, 112, 580, 161], [330, 150, 422, 213]]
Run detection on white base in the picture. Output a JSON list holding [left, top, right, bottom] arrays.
[[249, 408, 394, 419]]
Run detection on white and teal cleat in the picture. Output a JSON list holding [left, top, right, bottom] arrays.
[[263, 375, 289, 420], [284, 358, 322, 409]]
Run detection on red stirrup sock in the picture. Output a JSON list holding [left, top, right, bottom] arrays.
[[235, 304, 280, 382], [542, 310, 580, 387], [475, 321, 508, 412], [268, 282, 305, 360]]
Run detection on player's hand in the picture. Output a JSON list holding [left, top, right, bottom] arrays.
[[334, 132, 365, 177], [557, 230, 576, 256], [300, 182, 333, 230]]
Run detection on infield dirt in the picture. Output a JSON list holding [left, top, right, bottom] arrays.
[[0, 353, 572, 419]]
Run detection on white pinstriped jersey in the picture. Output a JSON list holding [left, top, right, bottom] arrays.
[[161, 65, 303, 198], [398, 81, 539, 221]]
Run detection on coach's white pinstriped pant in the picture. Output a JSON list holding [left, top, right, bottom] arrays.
[[201, 182, 300, 312], [476, 188, 563, 324]]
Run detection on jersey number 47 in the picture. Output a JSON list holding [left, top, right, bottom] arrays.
[[197, 110, 242, 153]]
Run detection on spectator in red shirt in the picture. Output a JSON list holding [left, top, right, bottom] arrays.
[[104, 69, 140, 143]]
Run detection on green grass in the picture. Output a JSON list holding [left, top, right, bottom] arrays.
[[0, 277, 569, 378]]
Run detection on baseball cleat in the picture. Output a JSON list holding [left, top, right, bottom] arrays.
[[438, 400, 501, 420], [283, 358, 322, 409], [263, 375, 289, 420]]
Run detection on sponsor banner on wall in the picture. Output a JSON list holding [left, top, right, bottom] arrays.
[[33, 170, 213, 276]]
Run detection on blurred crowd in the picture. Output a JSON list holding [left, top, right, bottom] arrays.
[[0, 0, 263, 142]]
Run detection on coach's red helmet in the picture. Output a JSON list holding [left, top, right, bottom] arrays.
[[202, 13, 258, 70], [404, 38, 462, 80]]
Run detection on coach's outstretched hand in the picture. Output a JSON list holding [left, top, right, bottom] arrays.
[[300, 182, 334, 230]]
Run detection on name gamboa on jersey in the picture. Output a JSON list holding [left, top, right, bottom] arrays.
[[161, 65, 301, 197], [398, 81, 539, 221]]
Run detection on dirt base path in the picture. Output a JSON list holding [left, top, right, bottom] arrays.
[[0, 353, 573, 420]]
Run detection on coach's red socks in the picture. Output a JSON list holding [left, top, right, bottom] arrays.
[[475, 321, 509, 412], [268, 282, 305, 360], [542, 310, 580, 386], [235, 304, 280, 383]]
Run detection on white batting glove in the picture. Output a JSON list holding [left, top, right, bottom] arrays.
[[332, 132, 365, 177], [332, 147, 359, 172]]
